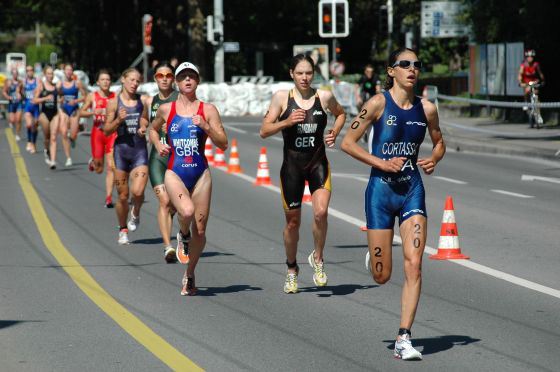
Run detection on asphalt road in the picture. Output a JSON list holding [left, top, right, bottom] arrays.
[[1, 117, 559, 372]]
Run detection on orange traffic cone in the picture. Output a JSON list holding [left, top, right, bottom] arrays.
[[214, 147, 226, 167], [430, 196, 469, 260], [227, 138, 242, 173], [205, 137, 214, 167], [302, 181, 312, 203], [254, 147, 272, 186]]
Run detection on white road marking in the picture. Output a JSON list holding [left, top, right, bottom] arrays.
[[214, 166, 560, 300], [433, 176, 468, 185], [491, 189, 535, 198], [521, 174, 560, 185], [224, 125, 247, 134]]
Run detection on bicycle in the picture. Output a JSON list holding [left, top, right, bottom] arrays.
[[525, 81, 543, 129]]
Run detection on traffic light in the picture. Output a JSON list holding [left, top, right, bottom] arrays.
[[321, 3, 333, 35], [319, 0, 349, 38]]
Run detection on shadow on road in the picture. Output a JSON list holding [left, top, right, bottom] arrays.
[[383, 335, 481, 355], [333, 244, 369, 249], [201, 251, 235, 258], [299, 284, 378, 297], [0, 320, 43, 330], [196, 284, 262, 296]]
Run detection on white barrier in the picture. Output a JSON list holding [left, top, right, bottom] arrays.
[[1, 81, 359, 117]]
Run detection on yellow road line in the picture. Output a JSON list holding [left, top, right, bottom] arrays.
[[5, 129, 203, 372]]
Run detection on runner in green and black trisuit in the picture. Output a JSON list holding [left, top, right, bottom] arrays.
[[146, 61, 179, 263]]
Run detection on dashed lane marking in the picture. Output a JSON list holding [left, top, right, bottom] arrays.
[[491, 189, 535, 198], [213, 165, 560, 300]]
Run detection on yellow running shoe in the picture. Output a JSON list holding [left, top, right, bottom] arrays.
[[284, 272, 298, 294], [308, 250, 328, 286]]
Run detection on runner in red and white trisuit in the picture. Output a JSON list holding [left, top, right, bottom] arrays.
[[79, 69, 117, 207]]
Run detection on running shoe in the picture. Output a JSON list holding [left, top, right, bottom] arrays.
[[26, 143, 32, 152], [307, 250, 328, 286], [365, 250, 372, 273], [176, 231, 191, 264], [29, 144, 36, 154], [15, 134, 21, 142], [127, 207, 140, 232], [284, 271, 299, 294], [65, 158, 72, 167], [104, 196, 114, 209], [394, 333, 422, 360], [88, 157, 94, 172], [180, 275, 197, 296], [48, 160, 57, 170], [118, 228, 130, 245], [164, 246, 177, 263]]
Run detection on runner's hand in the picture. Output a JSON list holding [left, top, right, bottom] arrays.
[[192, 115, 209, 131], [380, 157, 406, 173], [69, 99, 77, 106], [287, 109, 306, 126], [117, 107, 127, 122], [158, 143, 171, 157], [324, 129, 338, 147], [137, 126, 147, 137], [417, 158, 436, 174]]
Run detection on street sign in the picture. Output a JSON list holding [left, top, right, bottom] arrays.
[[318, 0, 349, 38], [223, 42, 240, 53], [49, 52, 57, 66], [421, 1, 469, 38]]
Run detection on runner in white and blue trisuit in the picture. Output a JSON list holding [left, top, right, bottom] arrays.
[[2, 67, 23, 141], [23, 65, 40, 154], [341, 48, 445, 361]]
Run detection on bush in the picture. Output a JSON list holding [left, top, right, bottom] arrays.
[[25, 44, 57, 66]]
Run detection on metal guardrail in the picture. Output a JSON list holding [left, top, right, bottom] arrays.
[[436, 93, 560, 109]]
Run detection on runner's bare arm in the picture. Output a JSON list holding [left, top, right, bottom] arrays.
[[138, 100, 149, 136], [322, 90, 346, 147], [260, 90, 304, 138], [76, 81, 87, 104], [32, 81, 43, 104], [2, 80, 10, 100], [103, 98, 121, 135], [198, 103, 228, 151], [341, 94, 404, 173], [417, 100, 445, 175], [149, 103, 170, 156], [79, 93, 94, 118]]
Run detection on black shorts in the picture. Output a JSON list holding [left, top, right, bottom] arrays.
[[280, 148, 331, 210]]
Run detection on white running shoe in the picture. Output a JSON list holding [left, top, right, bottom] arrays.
[[176, 231, 191, 264], [65, 158, 72, 167], [394, 334, 422, 360], [308, 250, 328, 286], [15, 134, 21, 142], [164, 246, 177, 263], [47, 160, 57, 170], [118, 229, 130, 245], [127, 207, 140, 232]]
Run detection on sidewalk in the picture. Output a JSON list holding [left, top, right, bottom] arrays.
[[439, 115, 560, 161]]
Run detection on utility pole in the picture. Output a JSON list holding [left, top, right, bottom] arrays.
[[35, 22, 41, 47], [214, 0, 224, 83], [387, 0, 393, 55]]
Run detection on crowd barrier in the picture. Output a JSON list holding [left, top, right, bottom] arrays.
[[0, 80, 356, 117]]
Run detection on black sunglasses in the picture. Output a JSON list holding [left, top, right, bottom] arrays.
[[392, 60, 423, 69]]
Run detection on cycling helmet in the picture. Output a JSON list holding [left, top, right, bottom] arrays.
[[525, 49, 536, 57]]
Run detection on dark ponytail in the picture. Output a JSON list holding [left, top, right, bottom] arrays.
[[384, 47, 417, 90]]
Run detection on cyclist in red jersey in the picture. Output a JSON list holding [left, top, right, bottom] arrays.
[[80, 69, 117, 207], [518, 49, 545, 104]]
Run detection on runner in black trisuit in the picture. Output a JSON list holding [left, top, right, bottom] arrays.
[[260, 54, 346, 293]]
